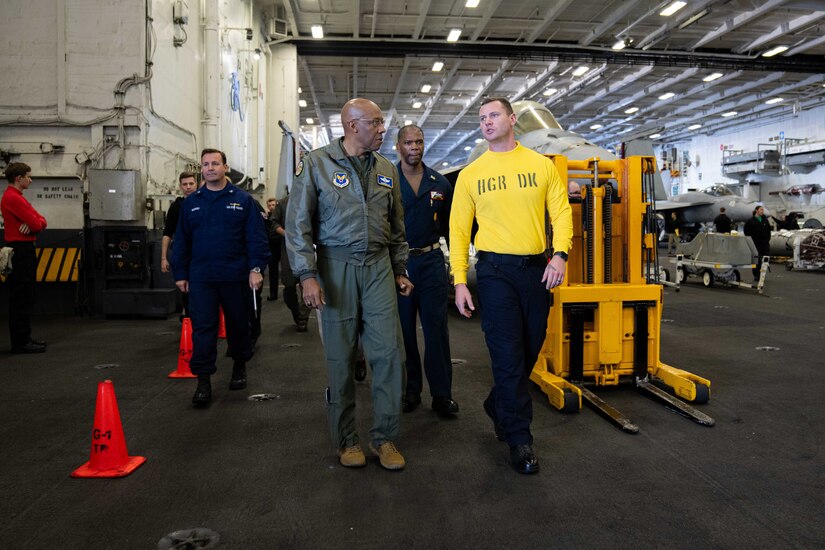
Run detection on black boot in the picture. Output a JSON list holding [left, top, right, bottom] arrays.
[[192, 375, 212, 407], [229, 360, 247, 390], [354, 358, 367, 382]]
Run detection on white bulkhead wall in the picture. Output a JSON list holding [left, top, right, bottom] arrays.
[[0, 0, 297, 226]]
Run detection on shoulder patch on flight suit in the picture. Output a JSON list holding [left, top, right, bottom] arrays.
[[295, 160, 304, 177], [377, 174, 393, 188], [333, 172, 350, 188]]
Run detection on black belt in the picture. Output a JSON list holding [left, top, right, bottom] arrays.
[[477, 251, 546, 267], [409, 242, 441, 256]]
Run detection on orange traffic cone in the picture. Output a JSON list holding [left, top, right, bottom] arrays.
[[218, 307, 226, 339], [169, 317, 196, 378], [71, 380, 147, 478]]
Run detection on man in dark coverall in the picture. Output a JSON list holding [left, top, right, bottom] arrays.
[[744, 205, 772, 281], [395, 124, 458, 416], [286, 98, 413, 471], [172, 149, 270, 407]]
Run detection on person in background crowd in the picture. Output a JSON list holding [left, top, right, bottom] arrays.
[[744, 205, 772, 281], [271, 193, 311, 332], [2, 162, 48, 353], [665, 211, 681, 255], [713, 207, 732, 234], [265, 197, 281, 301], [161, 171, 198, 318]]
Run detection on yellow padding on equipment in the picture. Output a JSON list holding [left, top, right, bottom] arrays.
[[35, 247, 81, 282]]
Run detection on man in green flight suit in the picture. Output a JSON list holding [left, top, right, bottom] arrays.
[[286, 98, 413, 470]]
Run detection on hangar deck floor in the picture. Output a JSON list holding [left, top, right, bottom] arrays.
[[1, 268, 823, 549]]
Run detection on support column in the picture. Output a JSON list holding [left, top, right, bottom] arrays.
[[266, 44, 299, 198], [203, 0, 220, 147]]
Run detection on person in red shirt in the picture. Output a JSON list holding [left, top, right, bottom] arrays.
[[2, 162, 48, 353]]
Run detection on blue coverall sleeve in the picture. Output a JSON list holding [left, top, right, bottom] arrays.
[[171, 201, 192, 281], [246, 198, 272, 270]]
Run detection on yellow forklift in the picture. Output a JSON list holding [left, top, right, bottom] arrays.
[[530, 156, 714, 433]]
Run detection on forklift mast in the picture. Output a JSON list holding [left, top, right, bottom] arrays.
[[531, 156, 714, 433]]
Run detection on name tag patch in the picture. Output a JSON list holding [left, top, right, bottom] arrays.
[[226, 202, 244, 211], [377, 174, 393, 189], [333, 172, 350, 188]]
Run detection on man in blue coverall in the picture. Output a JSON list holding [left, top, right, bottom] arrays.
[[396, 125, 458, 416], [172, 148, 271, 407]]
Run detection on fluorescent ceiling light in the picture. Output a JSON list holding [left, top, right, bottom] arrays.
[[311, 25, 324, 39], [572, 65, 590, 77], [765, 97, 783, 105], [649, 133, 661, 139], [421, 84, 432, 93], [542, 88, 558, 96], [432, 61, 444, 72], [590, 124, 603, 129], [688, 124, 702, 130], [703, 72, 723, 82], [298, 99, 307, 107], [297, 87, 302, 93], [412, 101, 422, 109], [392, 146, 397, 150], [677, 8, 709, 29], [721, 111, 738, 118], [624, 106, 639, 114], [464, 146, 472, 151], [442, 162, 449, 166], [659, 1, 686, 17], [465, 0, 480, 7], [612, 40, 626, 51], [404, 120, 413, 126], [447, 29, 462, 42], [658, 92, 675, 100], [474, 138, 483, 143], [763, 45, 788, 57], [306, 118, 314, 124]]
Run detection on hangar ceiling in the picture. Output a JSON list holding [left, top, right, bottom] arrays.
[[260, 0, 825, 167]]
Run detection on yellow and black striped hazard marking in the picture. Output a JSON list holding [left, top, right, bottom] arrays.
[[36, 247, 81, 282]]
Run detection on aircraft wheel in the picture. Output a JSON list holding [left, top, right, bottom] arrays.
[[693, 384, 710, 404], [732, 270, 741, 283], [562, 389, 579, 413], [676, 266, 686, 283], [660, 268, 671, 282], [702, 270, 715, 287]]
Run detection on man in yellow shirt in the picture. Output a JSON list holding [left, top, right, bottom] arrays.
[[450, 97, 572, 475]]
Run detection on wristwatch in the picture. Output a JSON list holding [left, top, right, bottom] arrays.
[[250, 267, 261, 273], [553, 251, 568, 262]]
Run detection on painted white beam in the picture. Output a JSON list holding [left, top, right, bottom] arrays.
[[735, 11, 825, 54], [689, 0, 788, 50]]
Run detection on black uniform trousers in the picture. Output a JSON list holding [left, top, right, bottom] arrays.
[[475, 252, 549, 448], [188, 280, 254, 375], [267, 238, 281, 299], [397, 248, 452, 398], [279, 241, 310, 325], [6, 242, 37, 349], [752, 239, 770, 280]]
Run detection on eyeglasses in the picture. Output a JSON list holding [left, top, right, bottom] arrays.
[[350, 118, 385, 128]]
